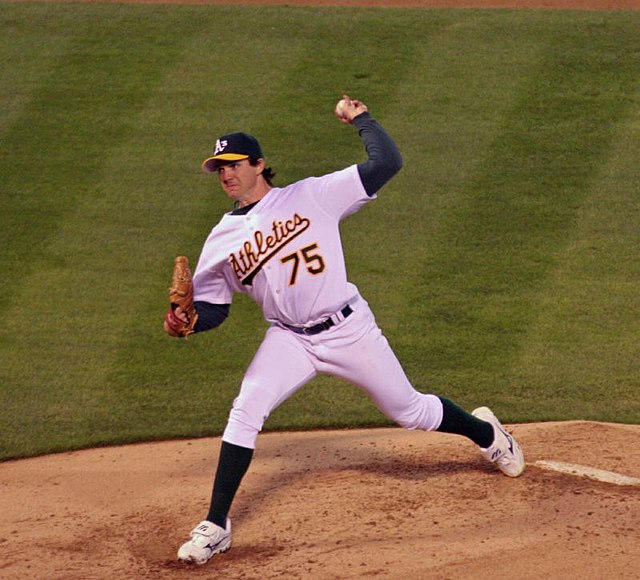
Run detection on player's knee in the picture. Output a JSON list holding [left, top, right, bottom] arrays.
[[222, 391, 270, 448], [223, 409, 263, 449], [392, 393, 442, 432], [231, 396, 268, 430]]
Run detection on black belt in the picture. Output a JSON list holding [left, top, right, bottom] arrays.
[[282, 305, 353, 336]]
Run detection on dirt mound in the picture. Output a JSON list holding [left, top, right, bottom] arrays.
[[1, 421, 638, 578]]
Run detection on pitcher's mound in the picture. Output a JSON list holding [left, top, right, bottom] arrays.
[[1, 421, 639, 578]]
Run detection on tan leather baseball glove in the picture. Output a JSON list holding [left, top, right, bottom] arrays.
[[164, 256, 199, 338]]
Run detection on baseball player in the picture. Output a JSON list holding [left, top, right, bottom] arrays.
[[166, 95, 525, 566]]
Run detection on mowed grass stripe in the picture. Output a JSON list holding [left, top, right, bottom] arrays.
[[0, 6, 79, 136], [0, 5, 211, 312], [356, 11, 549, 338], [510, 104, 640, 423], [0, 5, 216, 457], [403, 16, 640, 418]]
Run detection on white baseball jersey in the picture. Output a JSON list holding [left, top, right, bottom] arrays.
[[192, 158, 443, 451], [193, 164, 374, 327]]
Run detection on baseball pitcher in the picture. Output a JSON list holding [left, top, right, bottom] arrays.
[[164, 95, 524, 566]]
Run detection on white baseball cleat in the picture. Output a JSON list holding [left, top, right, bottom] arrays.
[[472, 406, 525, 477], [177, 519, 232, 565]]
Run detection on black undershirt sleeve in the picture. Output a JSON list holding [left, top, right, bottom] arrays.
[[354, 112, 403, 196], [193, 301, 230, 333]]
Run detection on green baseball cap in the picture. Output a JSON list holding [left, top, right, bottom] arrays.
[[202, 132, 263, 173]]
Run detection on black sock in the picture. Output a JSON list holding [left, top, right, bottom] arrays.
[[206, 441, 254, 528], [436, 397, 494, 448]]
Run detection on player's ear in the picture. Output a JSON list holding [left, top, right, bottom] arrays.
[[254, 158, 266, 173]]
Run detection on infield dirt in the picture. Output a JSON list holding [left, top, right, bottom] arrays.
[[1, 422, 639, 578]]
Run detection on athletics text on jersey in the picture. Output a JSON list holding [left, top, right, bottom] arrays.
[[192, 165, 374, 327]]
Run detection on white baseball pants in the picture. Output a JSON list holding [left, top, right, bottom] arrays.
[[222, 296, 444, 449]]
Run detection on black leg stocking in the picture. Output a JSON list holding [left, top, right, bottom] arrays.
[[436, 397, 494, 448], [206, 441, 254, 528]]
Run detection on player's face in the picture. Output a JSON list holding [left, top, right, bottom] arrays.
[[216, 159, 264, 207]]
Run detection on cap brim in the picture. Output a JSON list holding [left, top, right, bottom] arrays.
[[202, 153, 249, 173]]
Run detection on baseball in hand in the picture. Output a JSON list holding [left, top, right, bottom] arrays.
[[335, 98, 350, 122]]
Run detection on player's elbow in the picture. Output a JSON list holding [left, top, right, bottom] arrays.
[[389, 150, 403, 175]]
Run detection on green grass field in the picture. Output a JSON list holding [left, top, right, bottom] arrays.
[[1, 3, 639, 460]]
